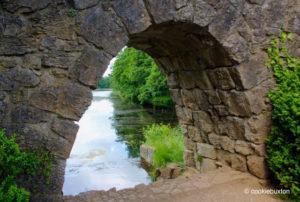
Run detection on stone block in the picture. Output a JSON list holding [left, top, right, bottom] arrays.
[[247, 0, 264, 5], [187, 126, 202, 142], [181, 89, 198, 110], [207, 68, 235, 90], [0, 67, 40, 91], [0, 56, 23, 69], [200, 158, 217, 173], [204, 90, 221, 105], [184, 149, 195, 167], [229, 54, 269, 90], [216, 149, 231, 166], [197, 143, 216, 159], [230, 154, 247, 172], [79, 6, 128, 56], [112, 0, 152, 34], [71, 0, 99, 10], [156, 163, 182, 180], [181, 124, 188, 136], [235, 140, 253, 156], [23, 54, 41, 70], [194, 89, 209, 111], [11, 106, 48, 124], [47, 132, 74, 159], [218, 116, 246, 140], [175, 105, 193, 124], [247, 155, 270, 179], [167, 73, 180, 88], [218, 90, 252, 117], [30, 73, 92, 121], [51, 118, 79, 145], [208, 133, 235, 153], [244, 87, 268, 115], [2, 0, 51, 13], [140, 145, 155, 166], [169, 89, 183, 106], [174, 1, 193, 22], [42, 53, 78, 70], [214, 105, 229, 116], [184, 136, 196, 151], [0, 92, 8, 123], [178, 71, 212, 90], [250, 143, 266, 156], [245, 114, 271, 144], [146, 0, 175, 24], [193, 111, 213, 134], [0, 36, 36, 56], [193, 0, 216, 27], [71, 48, 110, 88]]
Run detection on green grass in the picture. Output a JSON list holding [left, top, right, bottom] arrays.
[[143, 124, 185, 168]]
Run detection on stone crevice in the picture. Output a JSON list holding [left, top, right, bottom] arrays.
[[142, 0, 157, 25]]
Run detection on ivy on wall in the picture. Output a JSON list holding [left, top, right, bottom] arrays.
[[265, 31, 300, 198]]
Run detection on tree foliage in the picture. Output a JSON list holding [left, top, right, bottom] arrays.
[[0, 129, 52, 202], [111, 48, 173, 108], [265, 31, 300, 198], [97, 75, 111, 89]]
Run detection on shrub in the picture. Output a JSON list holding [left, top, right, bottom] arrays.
[[265, 31, 300, 198], [143, 124, 185, 168], [0, 129, 52, 202]]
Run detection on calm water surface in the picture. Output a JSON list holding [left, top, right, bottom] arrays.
[[63, 90, 177, 195]]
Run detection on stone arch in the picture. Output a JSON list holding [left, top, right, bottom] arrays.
[[0, 0, 299, 201]]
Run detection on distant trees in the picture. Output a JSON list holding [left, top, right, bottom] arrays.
[[111, 48, 173, 108], [97, 75, 111, 89]]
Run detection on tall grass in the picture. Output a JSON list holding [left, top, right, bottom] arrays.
[[143, 124, 185, 168]]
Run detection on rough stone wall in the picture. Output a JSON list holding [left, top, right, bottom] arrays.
[[0, 0, 299, 201]]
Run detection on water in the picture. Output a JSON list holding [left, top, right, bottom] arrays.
[[63, 90, 177, 195]]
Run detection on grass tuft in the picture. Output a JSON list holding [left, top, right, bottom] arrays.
[[143, 124, 185, 168]]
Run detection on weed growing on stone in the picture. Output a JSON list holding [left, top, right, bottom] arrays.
[[197, 155, 203, 163], [67, 9, 77, 17]]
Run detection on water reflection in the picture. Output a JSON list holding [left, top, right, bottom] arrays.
[[63, 90, 177, 195], [111, 93, 177, 157]]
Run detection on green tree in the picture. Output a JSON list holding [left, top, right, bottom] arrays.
[[111, 47, 173, 108]]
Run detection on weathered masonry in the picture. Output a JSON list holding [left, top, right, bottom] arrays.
[[0, 0, 299, 201]]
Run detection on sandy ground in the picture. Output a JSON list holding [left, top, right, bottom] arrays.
[[64, 167, 283, 202]]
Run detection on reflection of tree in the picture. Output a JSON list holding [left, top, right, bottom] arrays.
[[110, 93, 177, 158]]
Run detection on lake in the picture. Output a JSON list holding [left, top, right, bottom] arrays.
[[63, 90, 177, 195]]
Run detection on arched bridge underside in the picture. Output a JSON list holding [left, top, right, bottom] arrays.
[[0, 0, 299, 201]]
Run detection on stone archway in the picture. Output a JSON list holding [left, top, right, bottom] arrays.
[[0, 0, 299, 201]]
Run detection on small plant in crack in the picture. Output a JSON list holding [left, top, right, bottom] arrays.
[[197, 155, 203, 164], [67, 9, 77, 18]]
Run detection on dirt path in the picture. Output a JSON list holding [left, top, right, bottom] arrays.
[[64, 168, 282, 202]]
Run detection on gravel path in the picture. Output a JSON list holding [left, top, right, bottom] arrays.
[[64, 168, 282, 202]]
